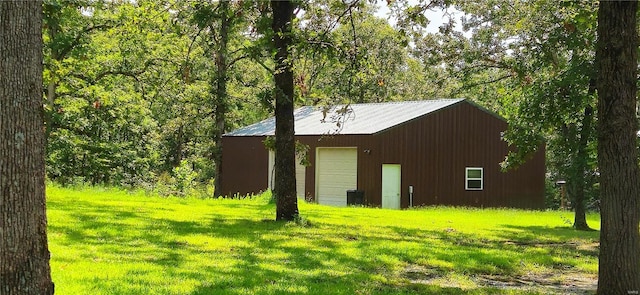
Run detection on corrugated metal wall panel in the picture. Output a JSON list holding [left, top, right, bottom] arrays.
[[367, 101, 544, 209], [221, 136, 269, 197]]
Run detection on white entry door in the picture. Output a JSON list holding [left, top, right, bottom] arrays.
[[382, 164, 401, 209]]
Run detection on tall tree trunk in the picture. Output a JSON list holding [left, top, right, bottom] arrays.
[[0, 1, 55, 294], [596, 1, 640, 294], [212, 0, 230, 198], [272, 0, 299, 221], [572, 105, 592, 231]]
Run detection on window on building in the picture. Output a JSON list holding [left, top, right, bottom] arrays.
[[466, 167, 483, 190]]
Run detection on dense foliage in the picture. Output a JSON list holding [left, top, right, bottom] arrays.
[[42, 0, 451, 196], [43, 0, 270, 191]]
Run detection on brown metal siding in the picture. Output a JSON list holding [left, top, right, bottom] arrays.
[[368, 101, 544, 209], [221, 101, 545, 208], [220, 136, 269, 197]]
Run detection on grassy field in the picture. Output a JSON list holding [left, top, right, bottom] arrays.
[[47, 185, 600, 295]]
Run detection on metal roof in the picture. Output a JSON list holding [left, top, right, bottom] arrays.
[[224, 99, 466, 136]]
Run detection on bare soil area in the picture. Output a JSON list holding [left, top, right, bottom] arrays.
[[476, 271, 597, 295], [403, 246, 598, 295]]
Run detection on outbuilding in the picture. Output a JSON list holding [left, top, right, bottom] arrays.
[[221, 99, 545, 209]]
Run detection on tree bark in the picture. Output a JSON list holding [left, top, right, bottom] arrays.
[[595, 1, 640, 294], [271, 0, 299, 221], [212, 0, 230, 198], [0, 1, 55, 294], [572, 105, 592, 231]]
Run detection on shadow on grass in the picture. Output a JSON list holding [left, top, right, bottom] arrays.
[[48, 198, 597, 295], [498, 224, 599, 242], [385, 224, 598, 293], [182, 221, 509, 295]]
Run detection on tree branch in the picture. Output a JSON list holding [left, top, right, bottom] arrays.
[[57, 23, 113, 60], [456, 73, 513, 92]]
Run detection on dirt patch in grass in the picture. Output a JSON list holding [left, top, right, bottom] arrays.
[[403, 264, 442, 284], [403, 264, 597, 294], [477, 271, 597, 295]]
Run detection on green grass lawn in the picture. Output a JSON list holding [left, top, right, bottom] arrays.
[[47, 185, 600, 295]]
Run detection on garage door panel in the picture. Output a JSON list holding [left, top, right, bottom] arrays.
[[316, 148, 357, 207]]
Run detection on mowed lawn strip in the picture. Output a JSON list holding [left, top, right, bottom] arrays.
[[47, 185, 600, 295]]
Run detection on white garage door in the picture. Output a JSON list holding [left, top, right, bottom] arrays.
[[268, 151, 306, 198], [316, 147, 358, 207]]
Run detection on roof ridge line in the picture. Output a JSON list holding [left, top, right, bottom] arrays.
[[310, 98, 465, 108]]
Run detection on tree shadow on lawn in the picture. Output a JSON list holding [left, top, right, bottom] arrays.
[[496, 224, 599, 243], [388, 225, 598, 294], [159, 219, 384, 294], [48, 199, 596, 295], [183, 220, 516, 295], [169, 219, 556, 294], [50, 208, 503, 294]]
